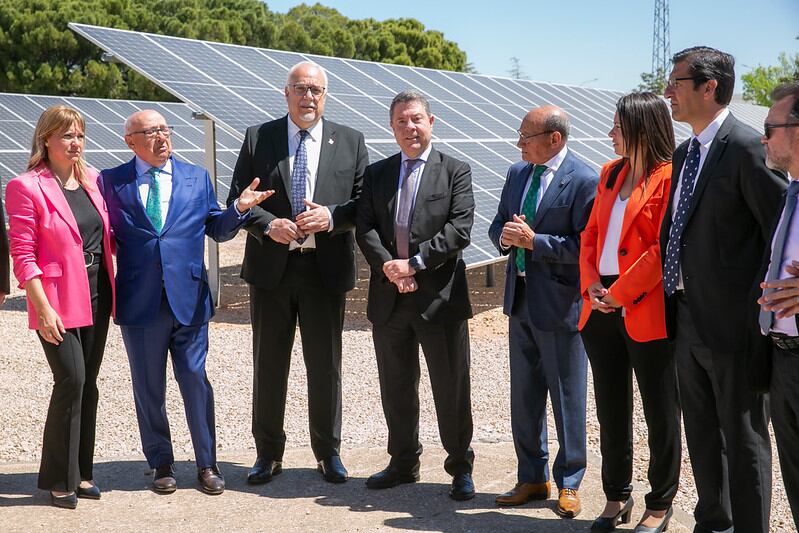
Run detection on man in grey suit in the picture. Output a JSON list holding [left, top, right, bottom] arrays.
[[228, 61, 368, 486], [489, 105, 597, 518], [356, 90, 476, 501]]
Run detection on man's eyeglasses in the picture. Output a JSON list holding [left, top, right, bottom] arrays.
[[517, 129, 553, 142], [665, 76, 701, 89], [288, 83, 326, 98], [128, 126, 173, 138], [764, 122, 799, 139]]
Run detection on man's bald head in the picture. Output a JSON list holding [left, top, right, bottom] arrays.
[[517, 105, 570, 164], [124, 109, 172, 167]]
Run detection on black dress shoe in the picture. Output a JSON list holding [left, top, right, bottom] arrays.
[[50, 491, 78, 509], [591, 497, 634, 531], [450, 472, 475, 501], [198, 465, 225, 495], [365, 463, 420, 489], [247, 457, 283, 485], [153, 464, 177, 494], [318, 455, 348, 483], [76, 483, 101, 500]]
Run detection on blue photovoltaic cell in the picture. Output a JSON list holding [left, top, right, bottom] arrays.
[[67, 23, 772, 266]]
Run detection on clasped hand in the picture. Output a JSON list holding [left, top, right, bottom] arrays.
[[759, 262, 799, 319], [501, 214, 534, 249], [268, 199, 330, 244], [587, 282, 621, 313], [383, 259, 417, 293]]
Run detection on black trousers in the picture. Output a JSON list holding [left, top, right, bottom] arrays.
[[250, 252, 344, 461], [675, 293, 771, 532], [372, 294, 474, 476], [37, 263, 111, 491], [580, 298, 680, 510], [771, 345, 799, 529]]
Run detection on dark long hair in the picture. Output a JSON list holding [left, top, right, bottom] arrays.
[[608, 92, 674, 189]]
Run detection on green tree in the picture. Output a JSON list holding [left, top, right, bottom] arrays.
[[0, 0, 469, 99], [742, 51, 799, 106], [636, 67, 667, 94]]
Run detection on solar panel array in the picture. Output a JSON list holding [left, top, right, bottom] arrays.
[[0, 93, 241, 204], [67, 23, 769, 267]]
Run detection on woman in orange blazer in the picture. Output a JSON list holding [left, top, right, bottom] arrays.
[[6, 106, 115, 509], [578, 92, 679, 533]]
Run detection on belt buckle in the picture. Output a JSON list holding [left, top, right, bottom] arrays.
[[84, 252, 96, 268]]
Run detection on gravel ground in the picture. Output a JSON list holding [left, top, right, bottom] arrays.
[[0, 233, 793, 531]]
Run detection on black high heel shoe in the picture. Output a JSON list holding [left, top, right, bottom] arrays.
[[633, 507, 673, 533], [591, 497, 634, 532], [50, 491, 78, 509]]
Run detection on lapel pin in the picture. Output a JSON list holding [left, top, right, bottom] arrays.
[[328, 137, 334, 145]]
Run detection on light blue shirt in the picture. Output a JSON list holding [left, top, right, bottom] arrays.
[[135, 157, 173, 224], [396, 143, 434, 269]]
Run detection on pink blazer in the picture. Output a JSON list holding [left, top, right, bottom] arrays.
[[6, 165, 116, 330]]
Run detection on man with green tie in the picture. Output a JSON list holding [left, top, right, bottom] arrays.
[[488, 105, 598, 518]]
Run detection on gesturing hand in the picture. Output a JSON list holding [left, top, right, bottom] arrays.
[[236, 178, 275, 213], [295, 199, 330, 234]]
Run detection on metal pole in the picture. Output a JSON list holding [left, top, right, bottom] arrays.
[[194, 112, 221, 307]]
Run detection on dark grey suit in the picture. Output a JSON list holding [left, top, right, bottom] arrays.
[[488, 151, 597, 489], [356, 147, 475, 475], [228, 115, 368, 462], [660, 113, 785, 532]]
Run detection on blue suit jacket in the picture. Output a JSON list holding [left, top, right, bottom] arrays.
[[101, 157, 246, 327], [489, 151, 598, 332]]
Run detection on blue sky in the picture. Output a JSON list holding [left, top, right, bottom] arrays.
[[264, 0, 799, 93]]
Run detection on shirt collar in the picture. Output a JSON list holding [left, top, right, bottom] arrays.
[[401, 143, 433, 165], [541, 145, 568, 173], [693, 107, 730, 148], [135, 156, 172, 178], [288, 116, 323, 142]]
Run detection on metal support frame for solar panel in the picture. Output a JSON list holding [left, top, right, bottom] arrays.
[[0, 91, 243, 304], [68, 23, 770, 272]]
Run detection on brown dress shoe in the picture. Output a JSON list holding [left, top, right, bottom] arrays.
[[556, 488, 581, 518], [495, 481, 551, 506], [153, 464, 176, 494], [198, 466, 225, 495]]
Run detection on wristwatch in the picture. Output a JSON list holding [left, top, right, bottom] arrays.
[[408, 255, 422, 273], [263, 221, 272, 236]]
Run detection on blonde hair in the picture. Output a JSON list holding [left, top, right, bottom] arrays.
[[27, 105, 91, 188]]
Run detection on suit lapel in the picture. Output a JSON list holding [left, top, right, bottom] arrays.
[[512, 163, 534, 214], [619, 162, 667, 243], [313, 119, 338, 202], [663, 141, 688, 232], [386, 153, 403, 224], [37, 168, 81, 241], [410, 149, 442, 234], [161, 158, 196, 234], [683, 115, 735, 226], [533, 156, 574, 228], [113, 159, 153, 230], [275, 116, 291, 196]]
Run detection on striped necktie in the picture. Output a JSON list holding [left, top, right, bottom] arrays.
[[515, 164, 547, 273], [145, 167, 163, 232]]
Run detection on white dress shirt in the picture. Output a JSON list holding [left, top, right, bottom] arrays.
[[770, 173, 799, 336], [287, 117, 332, 250], [671, 107, 730, 290], [599, 194, 629, 276]]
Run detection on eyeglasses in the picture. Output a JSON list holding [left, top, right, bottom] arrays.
[[288, 83, 326, 98], [127, 126, 173, 138], [764, 122, 799, 139], [665, 76, 701, 89], [517, 129, 553, 142]]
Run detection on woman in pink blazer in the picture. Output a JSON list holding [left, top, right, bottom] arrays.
[[6, 106, 115, 509]]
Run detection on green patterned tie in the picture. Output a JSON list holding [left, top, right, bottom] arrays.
[[515, 164, 547, 273], [145, 167, 163, 232]]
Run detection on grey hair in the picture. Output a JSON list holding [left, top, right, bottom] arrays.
[[544, 110, 570, 140], [285, 61, 328, 89], [389, 90, 431, 119]]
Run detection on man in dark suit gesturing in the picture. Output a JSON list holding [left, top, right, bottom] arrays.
[[228, 61, 368, 485], [356, 90, 476, 501], [660, 47, 785, 533], [488, 106, 597, 519]]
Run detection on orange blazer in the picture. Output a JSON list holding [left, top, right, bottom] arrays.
[[578, 159, 671, 342]]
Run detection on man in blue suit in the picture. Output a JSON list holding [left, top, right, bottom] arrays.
[[489, 105, 597, 518], [101, 110, 270, 495]]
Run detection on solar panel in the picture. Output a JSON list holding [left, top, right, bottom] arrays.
[[0, 92, 240, 205], [68, 23, 771, 267]]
